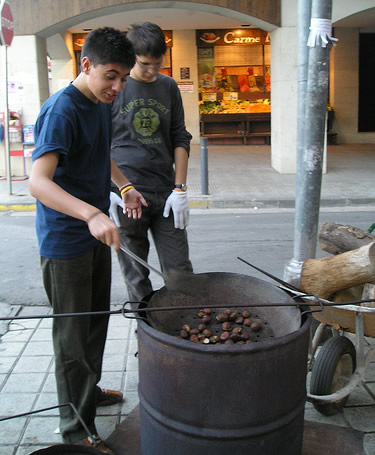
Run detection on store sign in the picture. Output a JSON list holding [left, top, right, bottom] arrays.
[[0, 0, 14, 47], [73, 30, 173, 51], [197, 29, 270, 47]]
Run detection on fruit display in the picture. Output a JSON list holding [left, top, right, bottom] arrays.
[[199, 99, 271, 114], [177, 307, 264, 345]]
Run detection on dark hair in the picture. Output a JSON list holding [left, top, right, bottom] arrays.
[[126, 22, 167, 58], [81, 27, 136, 69]]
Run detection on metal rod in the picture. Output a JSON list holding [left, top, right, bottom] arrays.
[[0, 402, 97, 445], [200, 136, 209, 195], [2, 298, 374, 323], [2, 44, 12, 194], [120, 243, 167, 280]]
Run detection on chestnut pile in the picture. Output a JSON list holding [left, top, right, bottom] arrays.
[[178, 308, 262, 345]]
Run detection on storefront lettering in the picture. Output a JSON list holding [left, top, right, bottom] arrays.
[[148, 99, 170, 115], [224, 32, 261, 44]]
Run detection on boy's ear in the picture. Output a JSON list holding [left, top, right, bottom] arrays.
[[81, 56, 92, 74]]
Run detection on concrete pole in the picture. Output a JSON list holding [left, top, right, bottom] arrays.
[[284, 0, 334, 286]]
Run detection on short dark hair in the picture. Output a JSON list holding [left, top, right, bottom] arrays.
[[81, 27, 136, 69], [126, 22, 167, 58]]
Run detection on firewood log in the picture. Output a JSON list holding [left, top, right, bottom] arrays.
[[300, 242, 375, 299], [318, 221, 375, 255]]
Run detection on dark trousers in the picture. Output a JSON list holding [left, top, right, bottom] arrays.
[[116, 191, 193, 302], [41, 243, 111, 443]]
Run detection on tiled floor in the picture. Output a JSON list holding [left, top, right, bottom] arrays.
[[0, 304, 139, 454], [1, 306, 375, 454]]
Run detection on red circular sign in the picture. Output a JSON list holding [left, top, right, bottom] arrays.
[[0, 1, 14, 47]]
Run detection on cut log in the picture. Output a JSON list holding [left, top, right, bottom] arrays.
[[318, 221, 375, 255], [300, 242, 375, 299]]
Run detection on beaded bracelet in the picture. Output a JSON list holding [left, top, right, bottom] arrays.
[[120, 185, 135, 196]]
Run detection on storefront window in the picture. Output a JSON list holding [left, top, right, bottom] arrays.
[[197, 29, 271, 114]]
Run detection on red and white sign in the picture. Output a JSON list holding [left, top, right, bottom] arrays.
[[0, 1, 14, 47]]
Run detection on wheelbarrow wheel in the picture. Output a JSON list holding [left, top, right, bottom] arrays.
[[310, 335, 356, 416]]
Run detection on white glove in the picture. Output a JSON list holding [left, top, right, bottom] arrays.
[[109, 192, 124, 227], [163, 190, 189, 229]]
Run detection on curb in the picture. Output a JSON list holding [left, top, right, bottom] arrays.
[[0, 203, 36, 211]]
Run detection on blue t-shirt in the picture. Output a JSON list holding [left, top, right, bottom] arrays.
[[32, 84, 112, 259]]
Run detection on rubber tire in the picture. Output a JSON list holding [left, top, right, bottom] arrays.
[[310, 335, 356, 416]]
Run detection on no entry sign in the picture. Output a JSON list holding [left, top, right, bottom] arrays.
[[0, 1, 14, 46]]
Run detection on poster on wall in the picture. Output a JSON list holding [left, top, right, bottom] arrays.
[[197, 47, 216, 93]]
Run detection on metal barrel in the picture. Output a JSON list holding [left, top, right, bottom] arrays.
[[137, 274, 311, 455]]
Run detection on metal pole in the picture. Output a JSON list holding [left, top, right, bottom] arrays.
[[2, 44, 12, 194], [284, 0, 334, 286], [200, 136, 209, 195]]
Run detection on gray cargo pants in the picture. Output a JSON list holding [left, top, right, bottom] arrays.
[[41, 243, 111, 443], [116, 191, 193, 302]]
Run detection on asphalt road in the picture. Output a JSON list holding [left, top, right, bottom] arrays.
[[1, 208, 374, 308]]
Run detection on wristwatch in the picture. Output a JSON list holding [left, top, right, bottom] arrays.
[[174, 184, 187, 191]]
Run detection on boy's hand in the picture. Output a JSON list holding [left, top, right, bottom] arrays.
[[87, 211, 121, 252], [123, 189, 148, 219]]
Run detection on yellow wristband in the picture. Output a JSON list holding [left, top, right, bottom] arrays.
[[120, 185, 135, 196]]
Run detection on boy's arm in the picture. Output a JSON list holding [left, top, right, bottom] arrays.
[[29, 152, 121, 251], [174, 146, 189, 186]]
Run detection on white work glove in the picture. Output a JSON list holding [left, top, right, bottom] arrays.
[[163, 190, 189, 229], [109, 192, 124, 227]]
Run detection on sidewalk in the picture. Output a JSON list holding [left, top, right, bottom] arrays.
[[1, 143, 375, 454], [1, 143, 375, 210]]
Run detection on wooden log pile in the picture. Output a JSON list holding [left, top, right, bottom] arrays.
[[299, 221, 375, 305]]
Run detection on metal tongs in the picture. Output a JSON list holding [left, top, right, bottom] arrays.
[[236, 256, 375, 310]]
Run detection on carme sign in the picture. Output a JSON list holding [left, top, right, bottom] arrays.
[[0, 0, 14, 46]]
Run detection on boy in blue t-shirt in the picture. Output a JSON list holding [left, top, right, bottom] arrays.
[[29, 27, 147, 454]]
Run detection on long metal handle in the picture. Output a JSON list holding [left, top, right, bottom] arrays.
[[120, 243, 167, 280]]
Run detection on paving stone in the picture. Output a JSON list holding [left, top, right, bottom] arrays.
[[102, 354, 127, 372], [29, 329, 52, 342], [123, 370, 139, 393], [22, 341, 54, 357], [347, 383, 375, 406], [33, 393, 59, 415], [1, 326, 34, 343], [1, 373, 45, 393], [0, 445, 16, 455], [0, 342, 25, 357], [38, 319, 53, 329], [125, 352, 139, 371], [104, 340, 129, 357], [41, 373, 56, 393], [304, 402, 348, 427], [0, 392, 36, 417], [21, 416, 61, 445], [0, 417, 27, 445], [95, 415, 120, 440], [344, 406, 375, 432], [364, 433, 375, 455], [106, 325, 131, 340], [12, 356, 52, 374], [120, 392, 140, 416], [365, 362, 375, 382], [98, 371, 123, 391], [17, 446, 49, 455], [0, 356, 17, 374]]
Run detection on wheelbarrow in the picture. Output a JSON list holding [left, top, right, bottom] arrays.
[[237, 257, 375, 417], [307, 302, 375, 416]]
